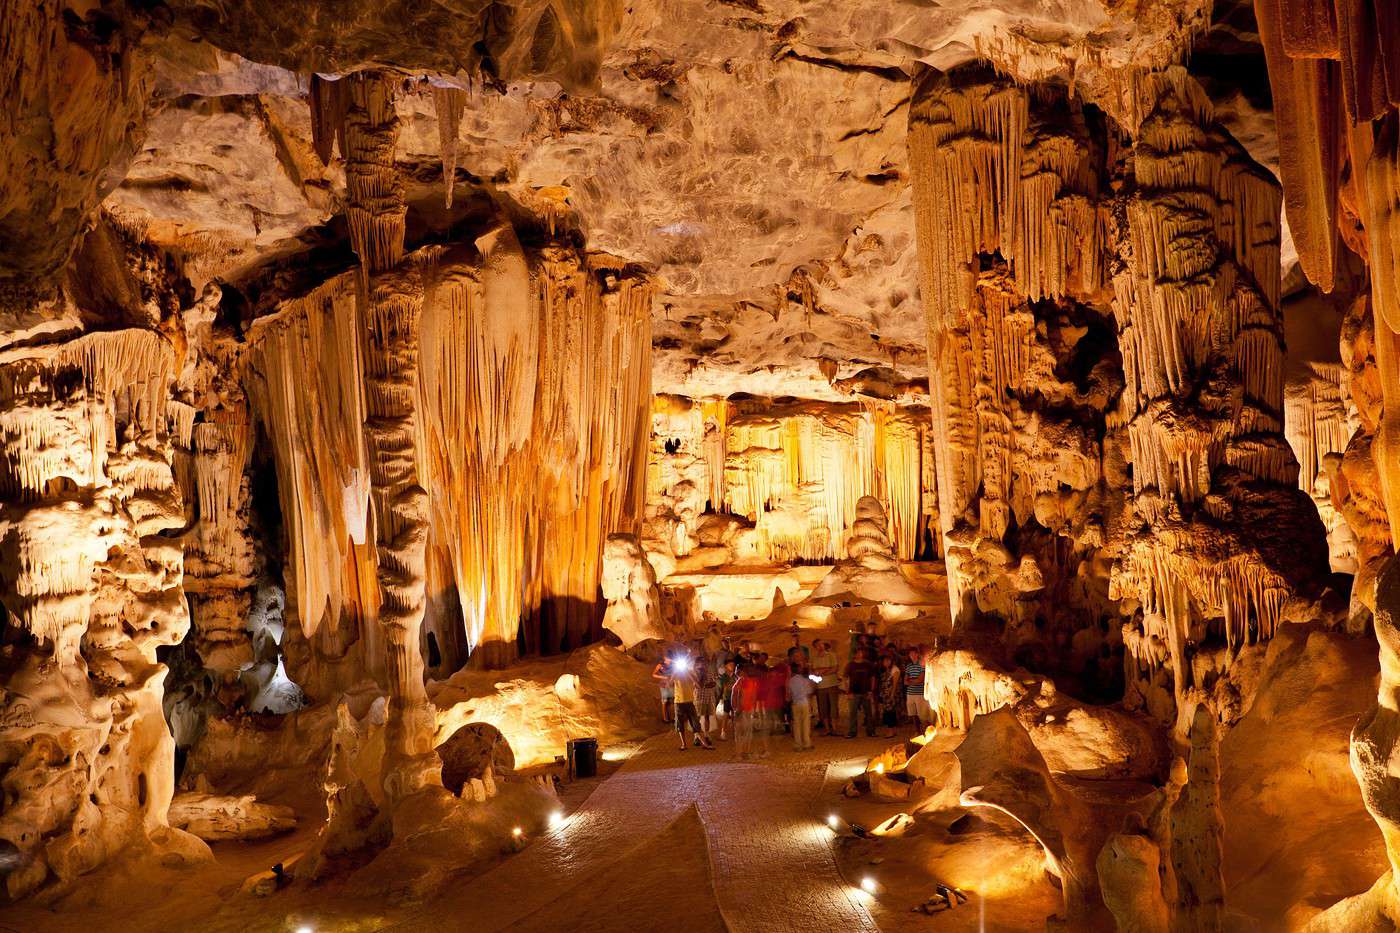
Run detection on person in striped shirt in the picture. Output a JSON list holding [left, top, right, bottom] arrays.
[[903, 646, 930, 728]]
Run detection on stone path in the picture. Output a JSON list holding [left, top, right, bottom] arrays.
[[388, 731, 889, 932]]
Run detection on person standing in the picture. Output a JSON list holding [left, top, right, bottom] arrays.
[[715, 658, 738, 740], [878, 654, 902, 737], [695, 662, 719, 742], [810, 639, 840, 734], [787, 662, 817, 751], [714, 635, 735, 672], [672, 661, 714, 750], [734, 658, 764, 760], [788, 625, 811, 663], [904, 646, 930, 729], [652, 650, 675, 723], [843, 648, 878, 738]]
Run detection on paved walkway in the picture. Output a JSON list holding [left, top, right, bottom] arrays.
[[389, 732, 888, 932]]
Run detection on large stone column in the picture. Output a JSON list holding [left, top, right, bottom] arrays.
[[341, 72, 443, 806]]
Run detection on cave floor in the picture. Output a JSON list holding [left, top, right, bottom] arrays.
[[12, 731, 909, 933], [387, 731, 890, 933]]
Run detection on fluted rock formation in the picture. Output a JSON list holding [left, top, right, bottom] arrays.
[[645, 395, 936, 567], [907, 65, 1129, 683], [910, 63, 1329, 728]]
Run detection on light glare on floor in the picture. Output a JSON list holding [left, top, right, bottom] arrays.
[[826, 814, 839, 829], [860, 877, 877, 894], [549, 810, 565, 829]]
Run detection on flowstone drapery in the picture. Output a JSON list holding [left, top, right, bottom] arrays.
[[645, 395, 936, 567], [909, 64, 1329, 726]]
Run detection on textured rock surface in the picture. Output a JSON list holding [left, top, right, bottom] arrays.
[[3, 0, 1400, 925]]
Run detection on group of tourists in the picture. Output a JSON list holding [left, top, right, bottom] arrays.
[[651, 621, 932, 757]]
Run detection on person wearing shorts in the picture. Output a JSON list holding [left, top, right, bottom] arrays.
[[904, 647, 931, 727], [673, 664, 714, 750]]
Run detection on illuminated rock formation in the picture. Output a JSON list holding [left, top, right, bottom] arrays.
[[810, 496, 931, 604], [601, 533, 667, 649], [167, 792, 297, 841], [646, 396, 936, 567], [955, 708, 1160, 929], [0, 327, 203, 897], [246, 238, 652, 684], [909, 63, 1329, 729], [907, 65, 1128, 674]]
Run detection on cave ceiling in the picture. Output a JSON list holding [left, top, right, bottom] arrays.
[[71, 0, 1276, 402]]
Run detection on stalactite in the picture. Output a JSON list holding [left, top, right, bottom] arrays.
[[342, 72, 406, 275], [908, 65, 1105, 624], [1104, 70, 1327, 728], [249, 238, 653, 676], [245, 273, 375, 654], [308, 73, 348, 167], [1257, 0, 1343, 292], [432, 85, 468, 209], [909, 63, 1326, 733], [1285, 361, 1357, 572]]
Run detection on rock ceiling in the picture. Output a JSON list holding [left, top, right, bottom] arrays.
[[96, 0, 1257, 401]]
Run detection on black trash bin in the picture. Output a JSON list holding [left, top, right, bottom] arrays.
[[567, 737, 598, 779]]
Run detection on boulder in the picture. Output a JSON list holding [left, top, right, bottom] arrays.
[[437, 722, 515, 797]]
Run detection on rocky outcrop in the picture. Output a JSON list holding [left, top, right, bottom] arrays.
[[601, 533, 667, 649]]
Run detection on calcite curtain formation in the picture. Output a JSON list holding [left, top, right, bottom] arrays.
[[647, 395, 935, 564], [906, 67, 1127, 678], [248, 242, 651, 689], [909, 64, 1328, 728]]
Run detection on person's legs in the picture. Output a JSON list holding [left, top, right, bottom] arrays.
[[686, 703, 711, 747], [863, 695, 877, 736], [756, 703, 771, 757], [846, 693, 858, 738], [735, 710, 752, 758], [821, 687, 839, 733], [794, 700, 812, 749], [699, 703, 717, 745], [676, 701, 692, 748], [907, 694, 930, 730]]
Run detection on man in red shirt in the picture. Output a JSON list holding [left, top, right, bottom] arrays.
[[732, 658, 765, 760]]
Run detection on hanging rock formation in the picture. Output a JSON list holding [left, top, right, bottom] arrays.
[[909, 62, 1330, 729], [645, 395, 936, 569]]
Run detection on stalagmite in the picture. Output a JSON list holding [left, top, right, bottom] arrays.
[[600, 533, 667, 648]]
